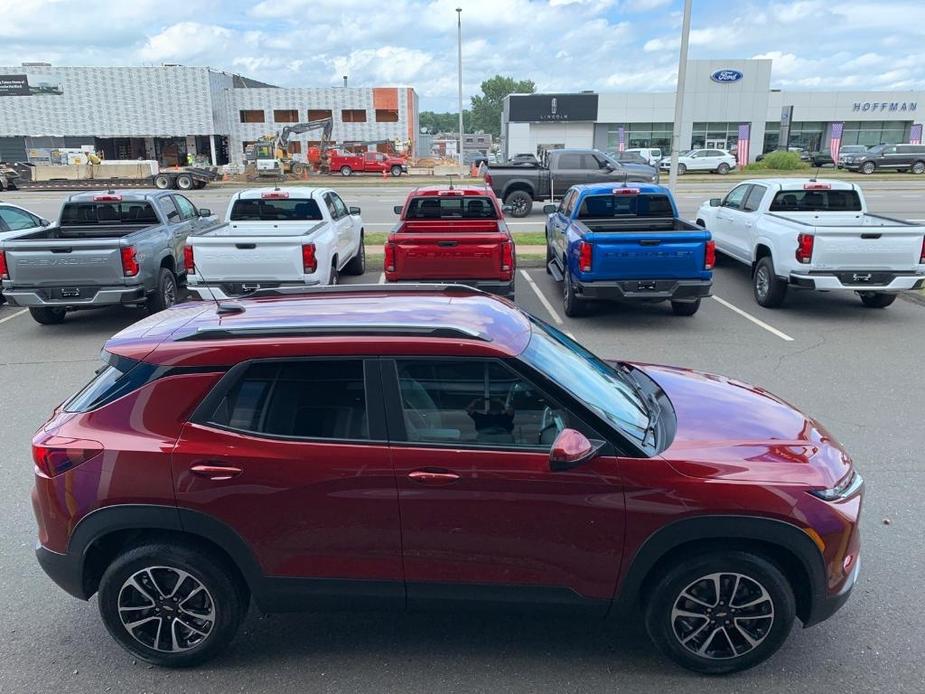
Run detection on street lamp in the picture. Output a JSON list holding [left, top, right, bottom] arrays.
[[667, 0, 692, 191], [457, 7, 464, 168]]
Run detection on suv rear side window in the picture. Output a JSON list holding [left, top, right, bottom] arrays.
[[65, 356, 158, 412], [229, 199, 323, 221], [769, 190, 862, 212], [208, 360, 369, 441], [405, 196, 498, 220]]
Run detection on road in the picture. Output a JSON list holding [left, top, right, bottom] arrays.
[[3, 177, 924, 232], [0, 260, 923, 692]]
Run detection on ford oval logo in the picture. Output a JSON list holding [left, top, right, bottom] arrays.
[[711, 69, 743, 83]]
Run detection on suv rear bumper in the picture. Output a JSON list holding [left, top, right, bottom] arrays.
[[1, 284, 146, 307], [36, 543, 89, 600], [574, 278, 712, 302], [386, 277, 515, 299], [789, 272, 925, 291]]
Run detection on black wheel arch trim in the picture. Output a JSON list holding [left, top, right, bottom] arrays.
[[614, 515, 827, 621]]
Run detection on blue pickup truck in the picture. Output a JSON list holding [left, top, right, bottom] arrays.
[[544, 183, 714, 316]]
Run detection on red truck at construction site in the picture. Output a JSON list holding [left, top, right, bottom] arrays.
[[384, 185, 516, 298], [329, 151, 409, 176]]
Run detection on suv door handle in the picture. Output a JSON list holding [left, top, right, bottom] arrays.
[[408, 469, 460, 485], [190, 463, 243, 481]]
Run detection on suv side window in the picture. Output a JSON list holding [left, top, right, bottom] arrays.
[[208, 360, 369, 441], [723, 184, 750, 210], [743, 185, 766, 212], [173, 195, 198, 220], [393, 358, 582, 449]]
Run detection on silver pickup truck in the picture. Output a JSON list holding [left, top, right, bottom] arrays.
[[0, 190, 221, 324]]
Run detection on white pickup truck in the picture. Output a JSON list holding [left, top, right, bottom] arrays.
[[186, 187, 365, 295], [696, 179, 925, 308]]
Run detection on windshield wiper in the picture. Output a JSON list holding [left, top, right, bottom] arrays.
[[616, 363, 661, 446]]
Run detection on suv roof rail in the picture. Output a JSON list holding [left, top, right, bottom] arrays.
[[179, 324, 492, 343], [190, 283, 490, 302]]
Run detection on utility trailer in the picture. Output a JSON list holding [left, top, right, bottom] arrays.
[[0, 162, 219, 192]]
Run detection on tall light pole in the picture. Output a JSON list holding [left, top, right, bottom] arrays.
[[667, 0, 692, 191], [456, 7, 464, 168]]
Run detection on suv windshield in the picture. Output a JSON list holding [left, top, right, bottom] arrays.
[[520, 319, 650, 442]]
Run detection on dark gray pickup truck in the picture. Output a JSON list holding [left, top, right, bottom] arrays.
[[484, 148, 659, 217], [0, 190, 221, 324]]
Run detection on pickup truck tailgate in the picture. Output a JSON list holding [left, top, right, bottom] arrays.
[[3, 241, 126, 287], [586, 230, 711, 280], [391, 221, 509, 280], [811, 226, 924, 271]]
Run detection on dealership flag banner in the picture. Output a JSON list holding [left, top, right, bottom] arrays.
[[618, 127, 625, 152], [830, 122, 844, 164], [911, 124, 923, 145], [737, 124, 750, 169]]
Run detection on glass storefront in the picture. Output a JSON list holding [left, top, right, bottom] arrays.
[[690, 123, 741, 152], [842, 121, 909, 146], [762, 120, 912, 153], [762, 121, 824, 152], [606, 123, 673, 151]]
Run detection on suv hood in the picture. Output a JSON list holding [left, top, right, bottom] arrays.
[[634, 363, 852, 488]]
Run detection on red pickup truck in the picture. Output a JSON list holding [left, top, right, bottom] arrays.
[[330, 151, 408, 177], [385, 186, 516, 298]]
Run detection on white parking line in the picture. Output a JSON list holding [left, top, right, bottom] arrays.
[[712, 296, 794, 342], [519, 269, 563, 325], [0, 309, 27, 325], [378, 272, 385, 284]]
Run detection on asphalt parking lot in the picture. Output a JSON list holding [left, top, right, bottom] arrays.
[[1, 231, 924, 692]]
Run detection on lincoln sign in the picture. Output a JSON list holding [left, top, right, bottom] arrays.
[[508, 94, 599, 122]]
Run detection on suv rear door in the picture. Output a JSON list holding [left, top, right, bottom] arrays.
[[171, 358, 404, 603]]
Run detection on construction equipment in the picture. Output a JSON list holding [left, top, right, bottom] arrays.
[[255, 118, 334, 177]]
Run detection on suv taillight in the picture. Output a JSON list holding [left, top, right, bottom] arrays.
[[795, 233, 814, 264], [578, 241, 592, 272], [0, 250, 7, 280], [501, 240, 513, 274], [705, 240, 716, 270], [183, 245, 195, 273], [302, 243, 317, 274], [33, 438, 103, 478], [121, 246, 139, 276], [384, 242, 396, 273]]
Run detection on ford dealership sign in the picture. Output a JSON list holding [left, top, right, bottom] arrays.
[[711, 69, 743, 84]]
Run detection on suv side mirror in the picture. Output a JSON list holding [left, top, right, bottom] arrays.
[[349, 206, 361, 216], [709, 198, 721, 207], [543, 204, 558, 214], [393, 205, 403, 214], [198, 208, 212, 217], [549, 428, 604, 472]]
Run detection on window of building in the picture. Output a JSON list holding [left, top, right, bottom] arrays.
[[288, 141, 302, 154], [690, 122, 742, 152], [242, 141, 256, 153], [342, 109, 367, 123], [606, 123, 673, 152], [208, 360, 369, 441], [273, 109, 299, 123], [239, 110, 265, 124], [763, 122, 780, 153], [842, 120, 909, 147], [375, 109, 399, 123], [307, 109, 333, 121]]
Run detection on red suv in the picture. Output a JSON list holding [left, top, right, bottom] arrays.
[[32, 285, 863, 674]]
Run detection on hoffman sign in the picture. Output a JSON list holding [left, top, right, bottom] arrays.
[[853, 101, 916, 112]]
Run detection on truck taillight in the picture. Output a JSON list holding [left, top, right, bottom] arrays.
[[183, 245, 195, 273], [920, 237, 925, 264], [384, 243, 396, 273], [578, 241, 592, 272], [0, 250, 7, 280], [795, 233, 814, 264], [121, 246, 139, 277], [501, 240, 514, 273], [33, 438, 103, 478], [484, 172, 493, 185], [705, 239, 716, 270], [302, 243, 317, 273]]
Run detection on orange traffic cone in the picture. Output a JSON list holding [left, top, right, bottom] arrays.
[[382, 166, 388, 180], [470, 163, 477, 177]]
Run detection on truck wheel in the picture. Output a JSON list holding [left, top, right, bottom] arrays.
[[677, 164, 687, 175], [29, 307, 67, 325], [911, 161, 925, 175], [328, 259, 339, 286], [563, 265, 588, 317], [716, 163, 730, 175], [342, 235, 366, 275], [176, 174, 194, 190], [290, 163, 306, 177], [671, 299, 701, 316], [858, 292, 896, 308], [390, 165, 402, 177], [753, 256, 787, 308], [147, 268, 178, 313], [154, 174, 171, 190], [340, 166, 352, 176], [505, 190, 532, 218], [860, 161, 876, 175]]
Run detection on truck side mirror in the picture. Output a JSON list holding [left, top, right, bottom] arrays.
[[393, 205, 403, 214], [39, 218, 51, 227], [198, 208, 212, 217], [349, 206, 361, 216], [709, 198, 722, 207], [543, 204, 558, 214]]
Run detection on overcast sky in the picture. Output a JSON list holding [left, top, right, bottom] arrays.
[[2, 0, 924, 111]]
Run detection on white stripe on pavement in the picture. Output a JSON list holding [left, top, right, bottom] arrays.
[[519, 269, 563, 325], [712, 296, 794, 342], [0, 309, 27, 325], [378, 272, 385, 284]]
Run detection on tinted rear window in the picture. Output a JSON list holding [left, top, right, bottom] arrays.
[[60, 202, 158, 226], [405, 196, 498, 220], [769, 190, 862, 212], [65, 356, 158, 412], [230, 199, 323, 221], [576, 194, 674, 219]]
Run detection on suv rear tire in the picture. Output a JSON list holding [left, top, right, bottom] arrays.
[[753, 256, 787, 308], [716, 163, 730, 175], [644, 550, 795, 674], [29, 307, 67, 324], [859, 291, 896, 308], [97, 542, 247, 667], [147, 267, 178, 313]]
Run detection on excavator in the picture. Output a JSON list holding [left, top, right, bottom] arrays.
[[254, 117, 334, 177]]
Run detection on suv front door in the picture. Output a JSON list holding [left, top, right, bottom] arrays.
[[382, 357, 625, 611]]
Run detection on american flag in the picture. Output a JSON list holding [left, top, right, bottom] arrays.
[[618, 127, 625, 152], [911, 124, 923, 145], [737, 123, 750, 168], [830, 122, 844, 164]]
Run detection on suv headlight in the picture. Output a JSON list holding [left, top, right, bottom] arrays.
[[810, 469, 863, 501]]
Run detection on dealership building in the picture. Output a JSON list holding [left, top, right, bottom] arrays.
[[0, 65, 419, 167], [502, 59, 924, 162]]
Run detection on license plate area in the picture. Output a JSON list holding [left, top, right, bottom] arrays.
[[60, 287, 81, 298], [636, 280, 657, 291]]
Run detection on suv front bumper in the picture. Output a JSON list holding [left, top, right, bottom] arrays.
[[574, 278, 712, 302]]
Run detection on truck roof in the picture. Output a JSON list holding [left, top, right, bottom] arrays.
[[65, 190, 169, 202], [572, 182, 671, 196], [741, 178, 858, 191], [231, 187, 329, 200], [407, 185, 494, 197]]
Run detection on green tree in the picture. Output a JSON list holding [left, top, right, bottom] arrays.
[[469, 75, 536, 137], [419, 110, 470, 134]]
